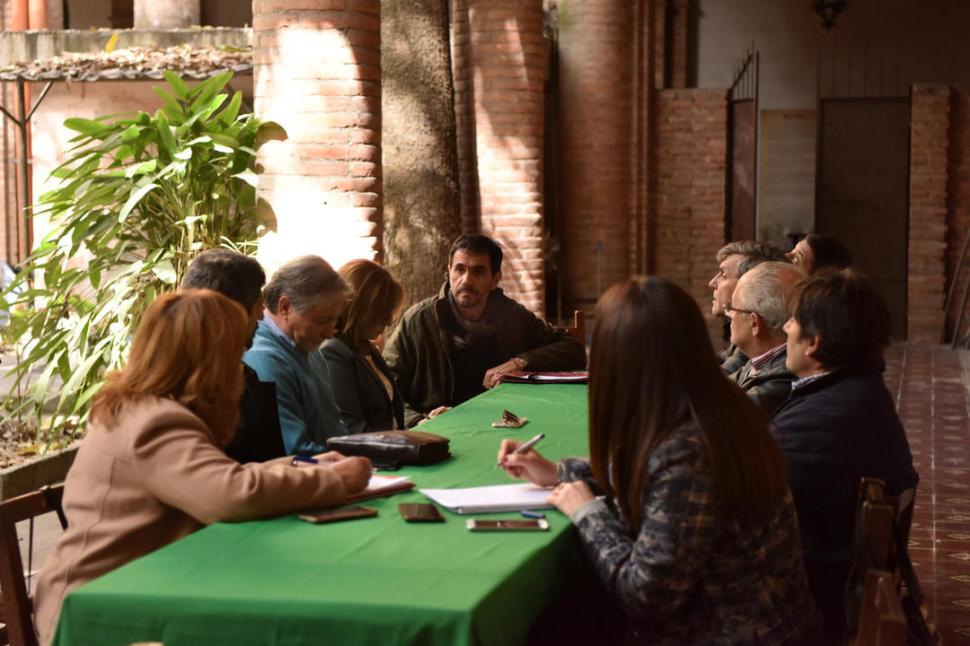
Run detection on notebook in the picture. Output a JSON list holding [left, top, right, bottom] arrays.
[[419, 483, 554, 514], [345, 475, 414, 504], [500, 371, 588, 384]]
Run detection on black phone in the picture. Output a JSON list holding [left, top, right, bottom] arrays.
[[299, 506, 378, 524], [399, 503, 445, 523]]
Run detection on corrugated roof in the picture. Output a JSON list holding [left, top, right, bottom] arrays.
[[0, 44, 252, 81]]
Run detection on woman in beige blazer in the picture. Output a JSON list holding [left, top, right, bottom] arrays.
[[33, 289, 372, 645]]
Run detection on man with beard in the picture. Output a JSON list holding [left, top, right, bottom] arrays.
[[385, 234, 587, 426], [181, 249, 286, 463]]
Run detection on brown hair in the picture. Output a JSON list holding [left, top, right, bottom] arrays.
[[336, 259, 405, 352], [90, 290, 248, 445], [588, 277, 788, 530], [791, 269, 889, 369]]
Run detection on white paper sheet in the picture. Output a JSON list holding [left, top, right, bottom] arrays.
[[419, 483, 554, 514]]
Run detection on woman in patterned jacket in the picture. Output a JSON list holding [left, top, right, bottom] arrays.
[[499, 277, 822, 645]]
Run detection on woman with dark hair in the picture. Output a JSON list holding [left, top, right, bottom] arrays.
[[788, 233, 852, 274], [322, 260, 406, 433], [33, 290, 370, 645], [498, 277, 819, 644]]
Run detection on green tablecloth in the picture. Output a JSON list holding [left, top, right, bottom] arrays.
[[54, 383, 590, 646]]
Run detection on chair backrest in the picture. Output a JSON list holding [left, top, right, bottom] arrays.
[[852, 570, 908, 646], [562, 310, 585, 346], [0, 484, 66, 646]]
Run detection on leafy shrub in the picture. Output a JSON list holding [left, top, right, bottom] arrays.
[[1, 71, 281, 448]]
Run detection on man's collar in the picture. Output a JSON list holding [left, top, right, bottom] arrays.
[[791, 370, 832, 391], [262, 315, 298, 351], [750, 343, 787, 373]]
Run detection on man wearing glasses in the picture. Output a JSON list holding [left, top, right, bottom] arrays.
[[725, 261, 805, 414]]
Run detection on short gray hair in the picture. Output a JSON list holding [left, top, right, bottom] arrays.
[[716, 240, 789, 277], [733, 261, 806, 334], [264, 255, 350, 314]]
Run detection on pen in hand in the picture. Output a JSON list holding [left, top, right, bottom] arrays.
[[497, 432, 545, 467]]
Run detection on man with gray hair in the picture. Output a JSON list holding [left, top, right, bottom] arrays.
[[726, 261, 805, 414], [709, 240, 788, 374], [244, 255, 357, 456]]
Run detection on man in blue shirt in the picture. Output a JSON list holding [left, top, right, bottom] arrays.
[[243, 255, 352, 455]]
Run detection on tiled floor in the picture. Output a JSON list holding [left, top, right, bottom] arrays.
[[885, 343, 970, 644]]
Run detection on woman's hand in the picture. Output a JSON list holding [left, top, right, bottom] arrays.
[[497, 439, 558, 487], [548, 481, 595, 517], [330, 456, 372, 494]]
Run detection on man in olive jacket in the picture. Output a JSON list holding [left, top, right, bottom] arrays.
[[384, 234, 587, 426]]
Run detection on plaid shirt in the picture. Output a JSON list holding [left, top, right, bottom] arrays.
[[561, 422, 820, 645]]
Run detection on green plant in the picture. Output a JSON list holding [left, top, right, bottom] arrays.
[[1, 71, 281, 448]]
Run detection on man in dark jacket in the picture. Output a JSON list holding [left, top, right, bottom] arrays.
[[181, 249, 286, 463], [773, 270, 918, 640], [726, 261, 804, 414], [384, 234, 587, 426]]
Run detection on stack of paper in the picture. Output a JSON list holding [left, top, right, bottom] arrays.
[[346, 475, 414, 503], [419, 483, 554, 514], [500, 371, 588, 384]]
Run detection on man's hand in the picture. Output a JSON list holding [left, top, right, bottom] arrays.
[[417, 405, 451, 426], [330, 456, 372, 494], [483, 357, 526, 389], [312, 451, 345, 463], [548, 481, 595, 517], [497, 439, 557, 487]]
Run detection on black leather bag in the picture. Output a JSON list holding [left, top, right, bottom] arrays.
[[326, 431, 450, 467]]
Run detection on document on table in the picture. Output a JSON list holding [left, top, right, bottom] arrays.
[[346, 475, 414, 503], [419, 483, 554, 514]]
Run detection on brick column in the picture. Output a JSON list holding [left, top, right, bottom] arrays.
[[558, 1, 635, 312], [253, 0, 382, 270], [453, 0, 546, 314], [652, 89, 729, 336], [908, 84, 949, 342], [947, 87, 970, 340]]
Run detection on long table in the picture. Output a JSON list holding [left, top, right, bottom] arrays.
[[53, 383, 590, 646]]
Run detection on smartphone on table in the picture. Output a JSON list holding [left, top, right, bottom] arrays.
[[299, 506, 378, 524], [466, 519, 549, 532], [399, 503, 445, 522]]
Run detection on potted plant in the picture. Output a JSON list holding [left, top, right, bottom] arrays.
[[0, 71, 281, 498]]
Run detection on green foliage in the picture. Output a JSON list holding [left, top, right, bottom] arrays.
[[1, 71, 282, 447]]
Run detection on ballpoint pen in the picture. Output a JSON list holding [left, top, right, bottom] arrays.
[[497, 432, 545, 467]]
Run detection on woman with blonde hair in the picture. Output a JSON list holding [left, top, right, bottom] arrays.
[[499, 277, 820, 644], [33, 290, 370, 645], [322, 259, 406, 433]]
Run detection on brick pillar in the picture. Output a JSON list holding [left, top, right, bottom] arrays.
[[652, 89, 729, 337], [908, 84, 949, 342], [947, 87, 970, 340], [558, 0, 635, 312], [450, 0, 479, 234], [253, 0, 382, 270], [451, 0, 546, 314]]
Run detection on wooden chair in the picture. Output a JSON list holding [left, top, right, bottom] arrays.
[[0, 484, 66, 646], [852, 570, 907, 646], [559, 310, 585, 346]]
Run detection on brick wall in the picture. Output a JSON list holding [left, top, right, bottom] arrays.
[[908, 84, 949, 342], [557, 0, 635, 313], [652, 89, 729, 334], [450, 0, 546, 314], [252, 0, 382, 271]]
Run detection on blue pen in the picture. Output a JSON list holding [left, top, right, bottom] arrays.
[[291, 455, 319, 465], [521, 510, 545, 519]]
